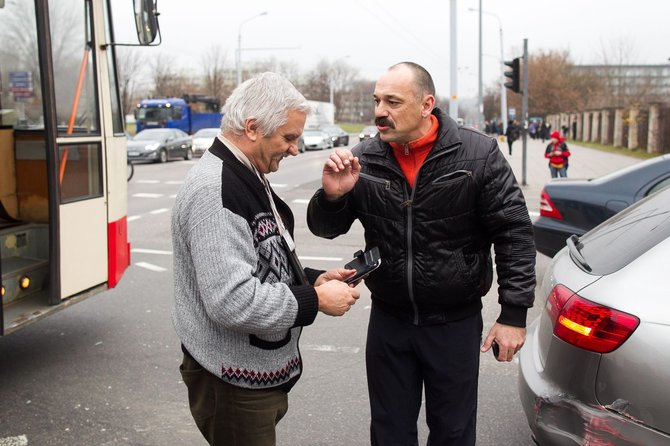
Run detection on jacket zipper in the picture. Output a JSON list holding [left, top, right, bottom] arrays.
[[359, 172, 391, 189], [405, 141, 461, 325]]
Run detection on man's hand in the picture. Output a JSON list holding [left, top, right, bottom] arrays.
[[314, 268, 357, 287], [481, 322, 526, 362], [322, 149, 361, 201], [315, 279, 360, 316]]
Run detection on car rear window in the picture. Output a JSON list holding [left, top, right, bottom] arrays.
[[577, 187, 670, 275]]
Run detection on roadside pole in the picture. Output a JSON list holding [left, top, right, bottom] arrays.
[[521, 38, 529, 186]]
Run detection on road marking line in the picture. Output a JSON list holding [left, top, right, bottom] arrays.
[[132, 193, 163, 198], [529, 211, 539, 217], [136, 180, 160, 184], [135, 262, 167, 272], [301, 344, 360, 354], [292, 199, 310, 204], [165, 180, 184, 185], [298, 256, 343, 262], [0, 435, 28, 446], [149, 208, 169, 214], [132, 248, 173, 255], [270, 183, 287, 188], [127, 215, 142, 222]]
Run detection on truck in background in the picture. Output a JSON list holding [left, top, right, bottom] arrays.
[[135, 94, 223, 135], [304, 100, 335, 130]]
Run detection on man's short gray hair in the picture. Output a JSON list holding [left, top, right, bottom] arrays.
[[221, 72, 310, 136]]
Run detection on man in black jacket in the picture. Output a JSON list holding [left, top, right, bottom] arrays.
[[307, 62, 536, 446]]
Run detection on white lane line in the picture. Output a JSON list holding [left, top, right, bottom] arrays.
[[301, 344, 360, 354], [131, 248, 173, 255], [292, 199, 310, 204], [298, 256, 343, 262], [149, 208, 169, 215], [0, 435, 28, 446], [137, 180, 160, 184], [127, 215, 142, 222], [132, 193, 163, 198], [270, 183, 287, 188], [169, 194, 177, 198], [165, 180, 184, 185], [529, 211, 539, 217], [135, 262, 167, 272], [135, 262, 167, 273]]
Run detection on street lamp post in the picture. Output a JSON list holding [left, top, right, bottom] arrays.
[[469, 7, 507, 133], [236, 11, 267, 86]]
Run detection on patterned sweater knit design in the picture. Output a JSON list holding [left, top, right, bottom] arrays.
[[171, 138, 319, 389]]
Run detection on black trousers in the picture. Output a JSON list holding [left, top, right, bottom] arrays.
[[366, 305, 482, 446], [180, 347, 288, 446]]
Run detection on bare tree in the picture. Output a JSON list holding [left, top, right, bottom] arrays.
[[116, 47, 145, 116], [201, 45, 228, 104]]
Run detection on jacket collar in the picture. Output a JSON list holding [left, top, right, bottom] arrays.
[[208, 136, 265, 191]]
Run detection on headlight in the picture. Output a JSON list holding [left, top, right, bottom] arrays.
[[145, 143, 160, 151]]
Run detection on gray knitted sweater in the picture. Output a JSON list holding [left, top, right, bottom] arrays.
[[171, 138, 320, 390]]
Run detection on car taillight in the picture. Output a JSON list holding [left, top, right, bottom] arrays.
[[539, 189, 563, 219], [547, 285, 639, 353]]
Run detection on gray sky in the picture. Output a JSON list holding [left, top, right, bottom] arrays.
[[114, 0, 670, 100]]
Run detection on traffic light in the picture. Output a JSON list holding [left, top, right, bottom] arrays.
[[504, 57, 521, 93]]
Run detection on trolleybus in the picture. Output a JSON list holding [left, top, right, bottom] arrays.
[[0, 0, 160, 335]]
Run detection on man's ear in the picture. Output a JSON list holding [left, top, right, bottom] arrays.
[[422, 95, 436, 117], [244, 118, 259, 141]]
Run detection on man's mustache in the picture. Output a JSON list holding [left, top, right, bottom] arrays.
[[375, 117, 394, 128]]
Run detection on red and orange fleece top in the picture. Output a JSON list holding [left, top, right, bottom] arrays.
[[389, 115, 439, 188]]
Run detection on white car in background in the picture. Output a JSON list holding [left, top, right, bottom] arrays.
[[191, 128, 219, 156]]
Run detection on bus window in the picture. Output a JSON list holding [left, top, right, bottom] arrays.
[[50, 0, 100, 136]]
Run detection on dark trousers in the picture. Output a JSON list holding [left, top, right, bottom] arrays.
[[180, 348, 288, 446], [366, 306, 482, 446]]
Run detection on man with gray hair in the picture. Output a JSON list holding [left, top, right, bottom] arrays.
[[172, 72, 360, 446]]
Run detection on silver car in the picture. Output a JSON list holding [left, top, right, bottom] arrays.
[[518, 186, 670, 445], [191, 127, 219, 156]]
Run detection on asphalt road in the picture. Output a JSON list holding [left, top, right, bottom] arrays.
[[0, 134, 640, 445]]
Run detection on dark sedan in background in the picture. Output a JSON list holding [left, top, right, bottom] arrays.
[[127, 128, 193, 163], [533, 154, 670, 257], [321, 125, 350, 147]]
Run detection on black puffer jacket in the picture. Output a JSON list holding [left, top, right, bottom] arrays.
[[307, 110, 535, 327]]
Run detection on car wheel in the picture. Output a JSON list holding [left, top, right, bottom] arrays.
[[184, 147, 193, 160], [343, 136, 349, 146], [158, 149, 168, 163]]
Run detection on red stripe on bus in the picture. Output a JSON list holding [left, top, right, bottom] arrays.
[[108, 216, 130, 288]]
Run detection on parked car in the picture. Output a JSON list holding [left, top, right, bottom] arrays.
[[359, 125, 378, 141], [533, 154, 670, 257], [518, 185, 670, 445], [321, 125, 349, 147], [127, 128, 193, 163], [302, 129, 332, 150], [297, 134, 305, 153], [191, 127, 219, 156]]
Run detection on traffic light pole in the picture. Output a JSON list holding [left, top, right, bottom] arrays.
[[521, 38, 529, 186]]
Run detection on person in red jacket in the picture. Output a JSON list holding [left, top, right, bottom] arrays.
[[545, 130, 571, 178]]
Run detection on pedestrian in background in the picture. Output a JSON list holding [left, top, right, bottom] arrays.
[[505, 119, 520, 155], [171, 72, 360, 446], [545, 130, 571, 178], [307, 62, 536, 446]]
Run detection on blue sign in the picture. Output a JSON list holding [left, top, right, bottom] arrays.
[[9, 71, 34, 102]]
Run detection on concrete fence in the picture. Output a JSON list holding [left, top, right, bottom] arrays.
[[546, 104, 670, 154]]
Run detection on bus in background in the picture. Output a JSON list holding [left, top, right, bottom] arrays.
[[0, 0, 160, 335]]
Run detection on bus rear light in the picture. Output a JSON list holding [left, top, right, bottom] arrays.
[[548, 285, 639, 353], [18, 275, 30, 290], [539, 189, 563, 219]]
